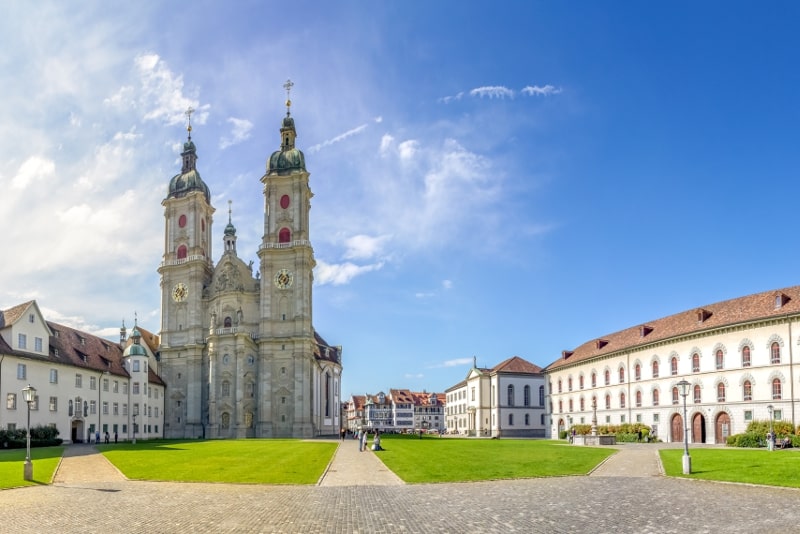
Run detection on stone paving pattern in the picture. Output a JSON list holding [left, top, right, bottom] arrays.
[[1, 439, 799, 533]]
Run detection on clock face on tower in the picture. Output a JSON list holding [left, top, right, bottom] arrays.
[[172, 282, 188, 302], [274, 269, 294, 289]]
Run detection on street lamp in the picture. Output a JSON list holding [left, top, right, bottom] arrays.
[[676, 380, 691, 474], [21, 384, 36, 481], [767, 404, 774, 451]]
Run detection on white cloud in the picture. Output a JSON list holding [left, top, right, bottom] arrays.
[[11, 156, 56, 190], [428, 357, 473, 368], [219, 117, 254, 149], [398, 140, 419, 160], [442, 280, 453, 290], [522, 84, 562, 96], [315, 259, 384, 286], [404, 373, 425, 379], [134, 53, 209, 126], [439, 92, 464, 104], [308, 123, 369, 152], [470, 86, 514, 99], [343, 234, 391, 260], [379, 134, 394, 155]]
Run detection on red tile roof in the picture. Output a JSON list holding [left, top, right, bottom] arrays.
[[493, 355, 543, 374], [545, 285, 800, 372]]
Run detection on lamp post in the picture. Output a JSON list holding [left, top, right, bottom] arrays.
[[21, 384, 36, 481], [767, 404, 774, 451], [677, 379, 691, 474], [132, 413, 137, 444]]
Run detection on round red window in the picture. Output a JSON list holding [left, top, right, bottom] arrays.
[[280, 195, 290, 209], [178, 214, 187, 228]]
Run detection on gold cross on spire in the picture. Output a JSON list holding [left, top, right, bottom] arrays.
[[283, 79, 294, 115], [185, 106, 195, 135]]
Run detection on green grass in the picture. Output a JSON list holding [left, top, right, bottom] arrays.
[[98, 439, 337, 484], [661, 448, 800, 487], [0, 446, 64, 488], [376, 435, 614, 483]]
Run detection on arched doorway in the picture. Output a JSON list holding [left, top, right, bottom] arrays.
[[692, 413, 706, 444], [715, 412, 731, 444], [557, 418, 565, 436], [671, 413, 683, 443]]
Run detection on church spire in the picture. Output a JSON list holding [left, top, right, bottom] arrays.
[[223, 199, 237, 255], [181, 107, 198, 174]]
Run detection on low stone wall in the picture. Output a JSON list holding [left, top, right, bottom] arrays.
[[572, 434, 616, 446]]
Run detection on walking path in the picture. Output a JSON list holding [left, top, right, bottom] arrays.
[[53, 443, 127, 485], [588, 442, 663, 477], [318, 436, 404, 486]]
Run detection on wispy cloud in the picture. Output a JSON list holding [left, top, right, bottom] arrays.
[[428, 357, 473, 368], [522, 84, 562, 96], [308, 116, 382, 153], [438, 91, 464, 104], [470, 86, 515, 99], [439, 84, 562, 103], [315, 259, 384, 286], [219, 117, 253, 149]]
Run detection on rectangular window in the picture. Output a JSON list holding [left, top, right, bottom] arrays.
[[18, 333, 27, 349], [75, 374, 82, 388], [123, 404, 128, 416], [35, 337, 43, 352], [133, 360, 140, 372], [29, 313, 34, 323], [90, 376, 97, 390], [155, 407, 159, 418], [49, 397, 57, 411], [7, 423, 16, 431], [17, 363, 26, 380], [113, 381, 119, 393], [133, 403, 139, 415], [123, 383, 129, 394], [775, 410, 783, 420], [744, 410, 753, 421], [103, 379, 109, 392], [471, 387, 475, 401], [102, 402, 108, 415], [113, 403, 119, 416], [50, 369, 58, 383], [90, 400, 96, 414], [620, 415, 626, 423], [133, 382, 140, 395], [31, 396, 39, 410], [653, 414, 660, 423], [7, 393, 17, 410]]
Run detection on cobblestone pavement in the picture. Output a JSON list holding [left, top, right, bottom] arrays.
[[2, 443, 799, 533]]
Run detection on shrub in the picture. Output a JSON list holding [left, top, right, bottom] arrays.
[[727, 431, 763, 448]]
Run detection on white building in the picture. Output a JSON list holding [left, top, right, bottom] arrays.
[[0, 300, 164, 443], [545, 286, 800, 443], [445, 356, 546, 437]]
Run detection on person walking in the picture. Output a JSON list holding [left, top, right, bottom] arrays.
[[357, 429, 364, 452], [360, 430, 368, 452]]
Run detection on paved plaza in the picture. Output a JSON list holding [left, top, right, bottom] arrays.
[[1, 440, 799, 533]]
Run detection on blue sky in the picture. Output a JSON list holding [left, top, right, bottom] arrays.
[[2, 2, 799, 398]]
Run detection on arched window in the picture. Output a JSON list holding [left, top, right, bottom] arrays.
[[635, 390, 642, 407], [222, 381, 230, 397], [539, 386, 545, 406], [558, 400, 563, 413], [69, 399, 74, 416], [568, 399, 573, 411], [772, 378, 782, 400], [224, 316, 232, 328], [693, 384, 701, 403], [652, 360, 660, 378], [620, 392, 626, 408], [507, 385, 515, 406], [221, 412, 230, 429], [605, 394, 611, 410], [652, 389, 660, 406], [558, 379, 562, 393], [634, 364, 641, 381], [580, 397, 585, 411], [177, 245, 188, 259], [604, 370, 610, 386], [568, 377, 573, 391], [670, 357, 678, 376], [525, 414, 530, 426], [508, 413, 514, 426], [619, 366, 625, 383], [672, 387, 679, 405], [715, 350, 724, 370], [579, 375, 584, 389], [278, 227, 291, 243], [742, 346, 751, 367], [591, 372, 597, 388], [743, 380, 752, 401], [717, 382, 726, 402], [692, 353, 700, 373], [771, 342, 781, 364], [524, 385, 531, 406]]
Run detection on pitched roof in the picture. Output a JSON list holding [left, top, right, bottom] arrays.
[[545, 285, 800, 372], [314, 331, 341, 364], [493, 355, 543, 374], [48, 321, 128, 376], [389, 388, 415, 404], [0, 300, 34, 328]]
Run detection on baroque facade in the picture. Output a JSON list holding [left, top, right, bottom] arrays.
[[0, 300, 165, 443], [544, 286, 800, 443], [445, 356, 546, 437], [158, 90, 342, 439]]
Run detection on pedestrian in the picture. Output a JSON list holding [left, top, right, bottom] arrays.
[[114, 431, 118, 444], [372, 431, 382, 451], [105, 432, 109, 444], [340, 428, 346, 441], [360, 430, 367, 452], [357, 429, 363, 452]]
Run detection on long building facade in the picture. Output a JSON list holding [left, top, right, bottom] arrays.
[[0, 301, 165, 444], [545, 286, 800, 443], [158, 88, 342, 439]]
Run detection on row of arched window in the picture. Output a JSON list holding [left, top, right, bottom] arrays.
[[554, 378, 784, 413], [554, 341, 783, 393]]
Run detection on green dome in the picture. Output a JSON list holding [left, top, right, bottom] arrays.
[[267, 114, 306, 175], [224, 221, 236, 236], [167, 136, 211, 202]]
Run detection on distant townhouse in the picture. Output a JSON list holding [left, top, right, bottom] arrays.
[[445, 356, 546, 437]]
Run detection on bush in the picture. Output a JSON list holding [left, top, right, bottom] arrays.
[[0, 425, 61, 449], [727, 431, 763, 448]]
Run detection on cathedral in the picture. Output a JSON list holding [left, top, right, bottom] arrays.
[[157, 83, 343, 439]]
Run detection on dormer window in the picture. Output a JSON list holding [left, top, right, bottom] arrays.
[[696, 308, 712, 323], [774, 292, 789, 309], [596, 339, 609, 350], [640, 325, 653, 337], [562, 350, 573, 359]]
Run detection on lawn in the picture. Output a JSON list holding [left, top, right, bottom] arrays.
[[98, 439, 337, 484], [0, 446, 64, 488], [375, 435, 614, 483], [661, 448, 800, 488]]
